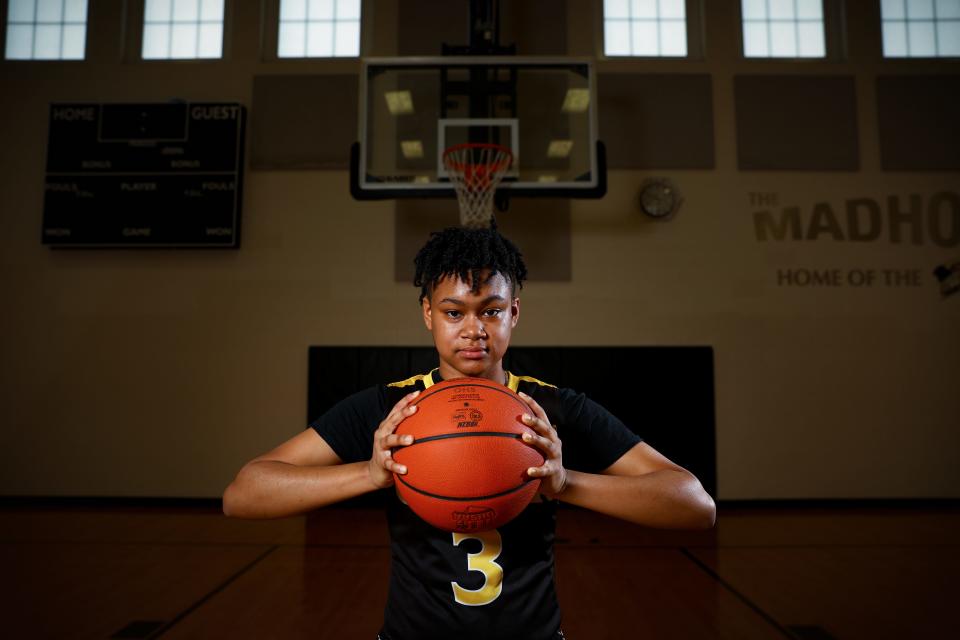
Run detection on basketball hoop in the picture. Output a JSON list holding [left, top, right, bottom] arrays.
[[442, 142, 513, 228]]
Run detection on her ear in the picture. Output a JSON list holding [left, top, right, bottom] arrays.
[[422, 296, 433, 330]]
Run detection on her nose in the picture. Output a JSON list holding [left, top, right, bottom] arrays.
[[462, 315, 487, 339]]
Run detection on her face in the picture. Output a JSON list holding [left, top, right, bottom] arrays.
[[422, 270, 519, 382]]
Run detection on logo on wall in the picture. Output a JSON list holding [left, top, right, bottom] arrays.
[[751, 192, 959, 246], [748, 191, 960, 293], [934, 262, 960, 298]]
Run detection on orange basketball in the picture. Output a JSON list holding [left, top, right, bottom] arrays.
[[392, 377, 544, 532]]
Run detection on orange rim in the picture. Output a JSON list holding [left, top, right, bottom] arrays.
[[442, 142, 513, 174]]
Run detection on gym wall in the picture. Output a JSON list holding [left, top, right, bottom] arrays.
[[0, 1, 956, 500]]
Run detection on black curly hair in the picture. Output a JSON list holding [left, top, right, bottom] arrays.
[[413, 219, 528, 304]]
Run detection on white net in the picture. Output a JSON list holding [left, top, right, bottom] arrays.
[[442, 143, 513, 228]]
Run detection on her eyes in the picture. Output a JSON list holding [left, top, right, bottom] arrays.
[[442, 308, 503, 319]]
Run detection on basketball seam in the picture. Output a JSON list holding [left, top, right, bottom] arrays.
[[401, 431, 523, 446], [397, 475, 537, 502]]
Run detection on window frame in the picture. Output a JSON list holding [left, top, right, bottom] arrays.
[[263, 0, 367, 61], [1, 0, 90, 62], [878, 0, 960, 59], [598, 0, 706, 60], [126, 0, 234, 63], [736, 0, 848, 62]]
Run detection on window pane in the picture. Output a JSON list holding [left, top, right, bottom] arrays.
[[143, 0, 223, 60], [62, 24, 85, 58], [937, 21, 960, 54], [309, 0, 335, 20], [142, 23, 170, 57], [797, 21, 825, 56], [280, 0, 307, 21], [743, 21, 769, 56], [936, 0, 960, 18], [5, 24, 34, 58], [907, 20, 937, 55], [659, 0, 685, 19], [881, 0, 907, 19], [334, 20, 359, 56], [906, 0, 935, 18], [882, 19, 908, 55], [796, 0, 823, 20], [605, 0, 630, 19], [8, 0, 37, 23], [631, 0, 658, 19], [306, 21, 334, 56], [631, 20, 659, 55], [34, 24, 61, 58], [604, 20, 631, 54], [197, 23, 221, 56], [337, 0, 361, 20], [36, 0, 63, 22], [660, 20, 687, 55], [200, 0, 224, 21], [606, 0, 690, 58], [64, 0, 87, 22], [173, 0, 200, 21], [278, 21, 306, 56], [769, 0, 796, 19], [170, 23, 198, 57], [769, 21, 797, 55], [741, 0, 767, 19], [145, 0, 173, 22]]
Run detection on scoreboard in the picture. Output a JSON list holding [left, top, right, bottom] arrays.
[[42, 102, 246, 248]]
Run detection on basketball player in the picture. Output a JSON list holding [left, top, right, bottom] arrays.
[[223, 223, 716, 640]]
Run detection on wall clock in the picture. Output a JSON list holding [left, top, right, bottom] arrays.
[[638, 178, 681, 220]]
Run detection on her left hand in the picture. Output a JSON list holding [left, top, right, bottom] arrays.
[[518, 391, 569, 499]]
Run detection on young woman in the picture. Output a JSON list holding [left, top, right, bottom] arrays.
[[223, 224, 716, 640]]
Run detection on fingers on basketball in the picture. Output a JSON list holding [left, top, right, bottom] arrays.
[[391, 378, 545, 532]]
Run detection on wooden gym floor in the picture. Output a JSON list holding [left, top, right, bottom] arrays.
[[1, 503, 957, 640]]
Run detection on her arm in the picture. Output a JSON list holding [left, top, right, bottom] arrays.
[[222, 390, 420, 519], [519, 391, 716, 530]]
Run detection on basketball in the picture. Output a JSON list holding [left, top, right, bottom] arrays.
[[392, 377, 544, 532]]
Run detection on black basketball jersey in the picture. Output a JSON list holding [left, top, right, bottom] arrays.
[[310, 370, 642, 640]]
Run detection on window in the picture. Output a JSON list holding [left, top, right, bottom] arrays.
[[603, 0, 688, 57], [277, 0, 361, 58], [5, 0, 88, 60], [881, 0, 960, 57], [142, 0, 225, 60], [741, 0, 827, 58]]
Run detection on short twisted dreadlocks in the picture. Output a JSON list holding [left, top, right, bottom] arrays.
[[413, 220, 528, 304]]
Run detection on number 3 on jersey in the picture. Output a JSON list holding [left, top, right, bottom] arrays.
[[450, 530, 503, 606]]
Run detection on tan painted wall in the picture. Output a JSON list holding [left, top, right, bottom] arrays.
[[0, 1, 957, 499]]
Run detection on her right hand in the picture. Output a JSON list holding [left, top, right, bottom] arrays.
[[368, 390, 419, 489]]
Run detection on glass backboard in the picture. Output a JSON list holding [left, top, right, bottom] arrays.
[[352, 56, 604, 199]]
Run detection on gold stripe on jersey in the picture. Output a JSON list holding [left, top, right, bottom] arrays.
[[389, 370, 554, 391], [506, 371, 557, 392], [387, 369, 438, 390]]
